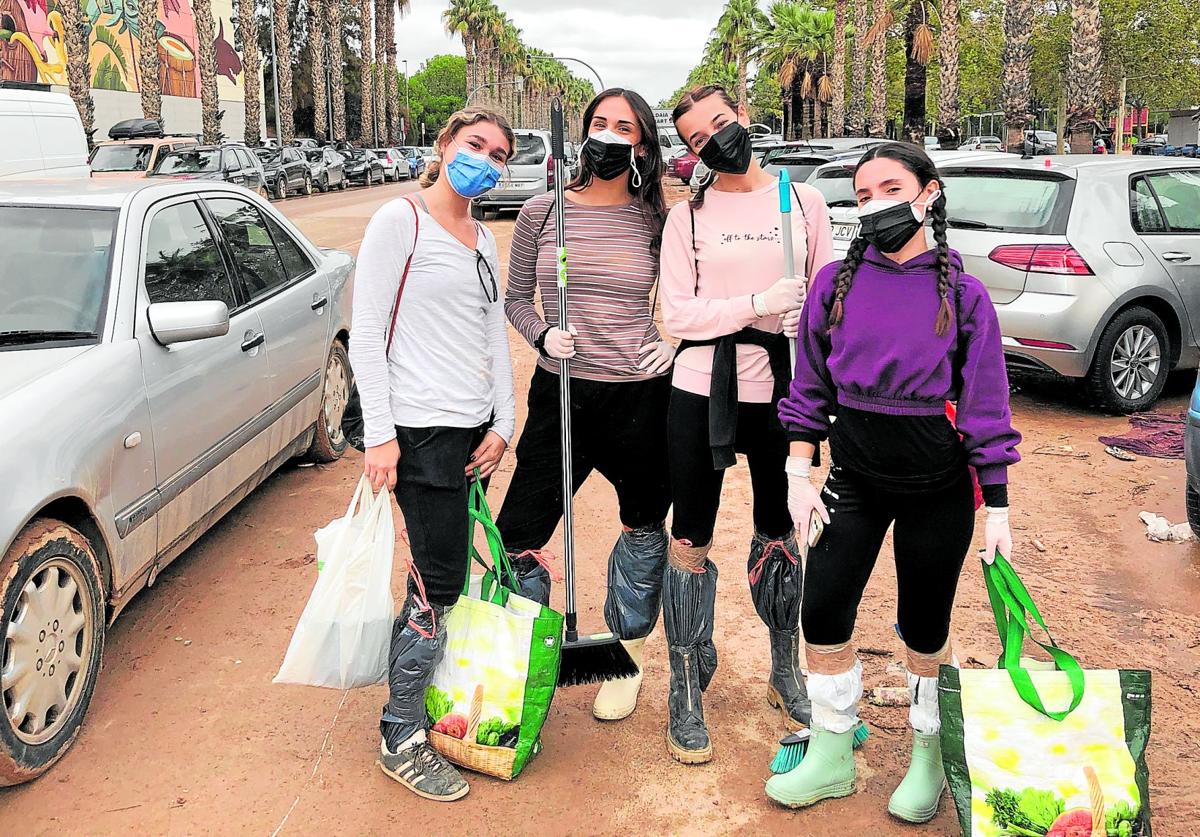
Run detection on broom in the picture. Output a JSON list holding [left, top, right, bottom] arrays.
[[549, 97, 638, 687]]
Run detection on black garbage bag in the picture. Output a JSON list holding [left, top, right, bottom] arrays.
[[507, 550, 556, 607], [747, 530, 802, 632], [380, 589, 447, 746], [604, 524, 668, 640], [662, 558, 718, 690]]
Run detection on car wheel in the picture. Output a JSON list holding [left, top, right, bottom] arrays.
[[319, 175, 329, 193], [257, 184, 270, 199], [303, 174, 313, 196], [339, 177, 348, 191], [308, 341, 351, 463], [275, 177, 288, 200], [1188, 483, 1200, 541], [1085, 306, 1170, 412], [0, 520, 105, 786]]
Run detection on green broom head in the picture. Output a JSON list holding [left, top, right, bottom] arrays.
[[769, 722, 870, 774], [557, 631, 639, 687]]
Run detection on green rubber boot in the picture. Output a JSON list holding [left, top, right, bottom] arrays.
[[764, 727, 856, 808], [887, 731, 946, 823]]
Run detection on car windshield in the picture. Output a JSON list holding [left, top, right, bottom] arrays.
[[255, 148, 280, 163], [942, 172, 1065, 232], [305, 150, 324, 162], [510, 135, 547, 166], [810, 168, 857, 207], [90, 144, 153, 172], [154, 149, 221, 174], [0, 206, 116, 340]]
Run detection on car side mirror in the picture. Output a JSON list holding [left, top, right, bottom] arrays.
[[147, 300, 230, 346]]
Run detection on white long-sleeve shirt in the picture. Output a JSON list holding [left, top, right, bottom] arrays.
[[349, 197, 516, 448]]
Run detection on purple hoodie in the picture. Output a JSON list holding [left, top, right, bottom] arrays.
[[778, 245, 1021, 486]]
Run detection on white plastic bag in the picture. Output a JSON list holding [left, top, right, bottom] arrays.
[[274, 476, 395, 688]]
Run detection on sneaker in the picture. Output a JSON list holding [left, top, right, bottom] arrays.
[[377, 736, 469, 802]]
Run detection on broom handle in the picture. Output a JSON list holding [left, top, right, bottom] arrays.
[[778, 171, 798, 370], [551, 99, 578, 643]]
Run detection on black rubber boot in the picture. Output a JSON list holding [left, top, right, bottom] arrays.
[[666, 645, 713, 763], [662, 541, 718, 765], [768, 628, 812, 730]]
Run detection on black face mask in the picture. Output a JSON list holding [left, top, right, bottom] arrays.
[[857, 199, 924, 253], [698, 122, 753, 174], [582, 135, 636, 181]]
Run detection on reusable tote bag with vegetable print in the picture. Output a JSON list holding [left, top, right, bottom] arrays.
[[425, 479, 563, 780], [939, 555, 1152, 837]]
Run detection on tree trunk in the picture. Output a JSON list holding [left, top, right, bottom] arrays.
[[59, 0, 94, 139], [831, 0, 847, 136], [738, 58, 748, 109], [310, 0, 327, 140], [937, 0, 961, 148], [1001, 0, 1033, 150], [273, 0, 295, 141], [193, 0, 222, 142], [386, 1, 400, 144], [138, 0, 162, 120], [869, 0, 887, 136], [464, 38, 475, 108], [238, 0, 262, 145], [1067, 0, 1101, 153], [328, 0, 345, 141], [814, 96, 824, 138], [902, 3, 927, 144], [374, 0, 386, 142], [359, 0, 374, 143], [848, 0, 868, 136]]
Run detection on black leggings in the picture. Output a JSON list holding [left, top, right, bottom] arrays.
[[801, 464, 976, 654], [667, 388, 792, 546], [496, 367, 672, 552]]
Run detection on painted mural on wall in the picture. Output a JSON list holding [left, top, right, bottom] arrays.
[[0, 0, 245, 101]]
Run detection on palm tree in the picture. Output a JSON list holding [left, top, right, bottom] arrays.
[[443, 0, 490, 99], [387, 1, 410, 144], [497, 22, 524, 125], [479, 5, 506, 111], [937, 0, 960, 147], [193, 0, 222, 142], [310, 0, 328, 140], [1000, 0, 1033, 150], [273, 0, 295, 141], [865, 0, 934, 142], [713, 0, 768, 106], [238, 0, 262, 145], [359, 0, 375, 143], [373, 0, 386, 140], [138, 0, 162, 120], [829, 0, 847, 136], [59, 0, 94, 139], [328, 0, 345, 141], [847, 0, 868, 135], [868, 0, 886, 136], [762, 2, 833, 139], [1066, 0, 1101, 153]]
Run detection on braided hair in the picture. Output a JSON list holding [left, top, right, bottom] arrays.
[[670, 84, 740, 211], [827, 142, 955, 337]]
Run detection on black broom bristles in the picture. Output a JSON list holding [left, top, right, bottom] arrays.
[[557, 634, 639, 687]]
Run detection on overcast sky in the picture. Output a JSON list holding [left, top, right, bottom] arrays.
[[396, 0, 729, 106]]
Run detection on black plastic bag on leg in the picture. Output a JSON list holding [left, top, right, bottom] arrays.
[[604, 524, 668, 640], [380, 592, 448, 748], [747, 530, 802, 632], [662, 559, 719, 688], [507, 550, 555, 607]]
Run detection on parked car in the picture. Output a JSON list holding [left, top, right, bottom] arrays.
[[305, 147, 348, 192], [667, 149, 700, 184], [1134, 135, 1169, 156], [371, 148, 407, 182], [933, 156, 1200, 411], [658, 127, 688, 162], [1185, 373, 1200, 537], [472, 128, 553, 219], [0, 83, 89, 180], [343, 148, 385, 186], [963, 135, 1005, 152], [89, 122, 197, 180], [400, 146, 426, 180], [419, 146, 436, 168], [289, 138, 322, 149], [0, 178, 353, 784], [1021, 130, 1059, 155], [149, 144, 268, 197], [256, 146, 313, 199], [759, 142, 844, 183], [924, 136, 942, 151]]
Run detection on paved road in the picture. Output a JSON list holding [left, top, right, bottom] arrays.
[[1, 182, 1197, 835]]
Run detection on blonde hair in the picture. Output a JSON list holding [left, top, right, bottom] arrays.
[[421, 107, 516, 187]]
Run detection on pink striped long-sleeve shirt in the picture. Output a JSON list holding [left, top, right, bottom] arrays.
[[504, 192, 665, 382]]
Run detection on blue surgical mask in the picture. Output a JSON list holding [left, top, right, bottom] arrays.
[[444, 144, 502, 198]]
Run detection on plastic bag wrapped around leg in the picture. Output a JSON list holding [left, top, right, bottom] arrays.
[[663, 542, 718, 757], [808, 658, 864, 734], [381, 595, 448, 745], [604, 523, 668, 641], [506, 549, 559, 607], [747, 529, 802, 632]]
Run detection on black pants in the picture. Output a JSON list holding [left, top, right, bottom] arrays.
[[801, 464, 976, 654], [496, 367, 672, 552], [667, 388, 792, 546], [393, 423, 489, 607]]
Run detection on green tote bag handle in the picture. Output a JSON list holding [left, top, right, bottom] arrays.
[[983, 553, 1086, 721], [465, 473, 519, 605]]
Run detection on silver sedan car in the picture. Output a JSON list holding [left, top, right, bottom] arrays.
[[0, 179, 353, 784]]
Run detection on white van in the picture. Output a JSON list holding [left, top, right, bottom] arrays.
[[0, 85, 90, 180]]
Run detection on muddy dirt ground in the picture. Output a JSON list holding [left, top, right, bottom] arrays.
[[2, 181, 1198, 836]]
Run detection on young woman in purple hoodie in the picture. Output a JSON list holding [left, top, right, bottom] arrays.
[[768, 143, 1021, 821]]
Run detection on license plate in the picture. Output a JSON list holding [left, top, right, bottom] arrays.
[[833, 222, 858, 239]]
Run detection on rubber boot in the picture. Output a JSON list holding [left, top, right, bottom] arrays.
[[767, 629, 812, 731], [887, 732, 946, 822], [764, 727, 857, 807], [665, 644, 712, 764], [593, 637, 647, 721]]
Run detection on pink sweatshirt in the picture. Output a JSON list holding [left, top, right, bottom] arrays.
[[660, 180, 834, 402]]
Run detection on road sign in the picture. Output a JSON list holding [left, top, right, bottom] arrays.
[[653, 109, 673, 128]]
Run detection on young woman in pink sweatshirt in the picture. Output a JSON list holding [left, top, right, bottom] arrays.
[[658, 85, 833, 764]]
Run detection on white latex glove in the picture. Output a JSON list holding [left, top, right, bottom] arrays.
[[637, 340, 675, 375], [781, 308, 802, 339], [786, 456, 830, 535], [983, 506, 1012, 565], [543, 325, 578, 359], [756, 276, 807, 316]]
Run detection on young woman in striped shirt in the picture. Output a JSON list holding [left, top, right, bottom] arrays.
[[496, 88, 672, 723], [658, 85, 833, 764]]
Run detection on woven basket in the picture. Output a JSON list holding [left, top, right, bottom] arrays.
[[429, 683, 520, 780]]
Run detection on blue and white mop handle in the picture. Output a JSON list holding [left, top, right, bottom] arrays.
[[778, 170, 798, 368]]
